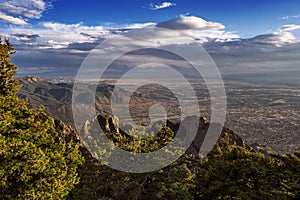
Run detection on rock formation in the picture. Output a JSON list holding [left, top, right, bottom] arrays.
[[81, 114, 254, 158]]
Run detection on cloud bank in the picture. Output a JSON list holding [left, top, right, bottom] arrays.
[[246, 31, 296, 47], [2, 15, 299, 85]]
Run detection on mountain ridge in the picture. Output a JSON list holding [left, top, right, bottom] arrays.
[[17, 76, 275, 157]]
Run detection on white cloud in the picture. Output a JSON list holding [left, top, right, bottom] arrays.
[[8, 22, 111, 49], [157, 15, 225, 30], [247, 24, 300, 47], [280, 24, 300, 31], [0, 11, 27, 25], [282, 14, 300, 20], [246, 31, 297, 47], [42, 22, 107, 34], [0, 0, 48, 24], [157, 16, 238, 43], [238, 24, 300, 47], [124, 22, 156, 29], [4, 16, 241, 50], [188, 30, 239, 43], [8, 16, 298, 51], [149, 2, 176, 10]]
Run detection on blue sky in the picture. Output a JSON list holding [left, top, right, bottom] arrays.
[[0, 0, 300, 84], [45, 0, 300, 38], [1, 0, 300, 37]]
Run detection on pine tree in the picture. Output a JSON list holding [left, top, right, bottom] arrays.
[[0, 38, 83, 199], [0, 38, 18, 97]]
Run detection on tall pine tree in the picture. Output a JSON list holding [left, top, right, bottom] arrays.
[[0, 38, 83, 199]]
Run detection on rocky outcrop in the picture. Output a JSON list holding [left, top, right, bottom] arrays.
[[221, 127, 253, 151], [48, 114, 272, 160], [251, 142, 276, 157], [97, 115, 120, 134], [166, 116, 253, 157], [52, 118, 81, 144], [81, 114, 254, 158], [165, 116, 209, 157], [81, 114, 121, 141]]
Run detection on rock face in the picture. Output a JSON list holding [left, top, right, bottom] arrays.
[[81, 114, 120, 140], [81, 114, 253, 158], [97, 115, 120, 134], [250, 142, 276, 157], [166, 116, 253, 157], [52, 118, 81, 144]]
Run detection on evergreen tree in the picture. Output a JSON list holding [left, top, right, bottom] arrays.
[[68, 126, 197, 200], [0, 38, 83, 199], [194, 132, 300, 200]]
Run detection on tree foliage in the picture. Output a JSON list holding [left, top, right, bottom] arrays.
[[69, 129, 300, 200], [195, 132, 300, 200], [0, 38, 83, 199], [68, 126, 197, 200]]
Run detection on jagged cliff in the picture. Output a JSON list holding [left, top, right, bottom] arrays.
[[81, 114, 254, 158]]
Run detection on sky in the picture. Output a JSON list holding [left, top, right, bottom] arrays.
[[0, 0, 300, 85], [39, 0, 300, 38]]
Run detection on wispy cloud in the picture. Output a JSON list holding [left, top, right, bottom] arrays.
[[124, 22, 156, 29], [0, 11, 27, 25], [12, 33, 40, 43], [9, 22, 109, 49], [0, 0, 49, 25], [148, 2, 176, 10], [282, 14, 300, 20], [280, 24, 300, 31]]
